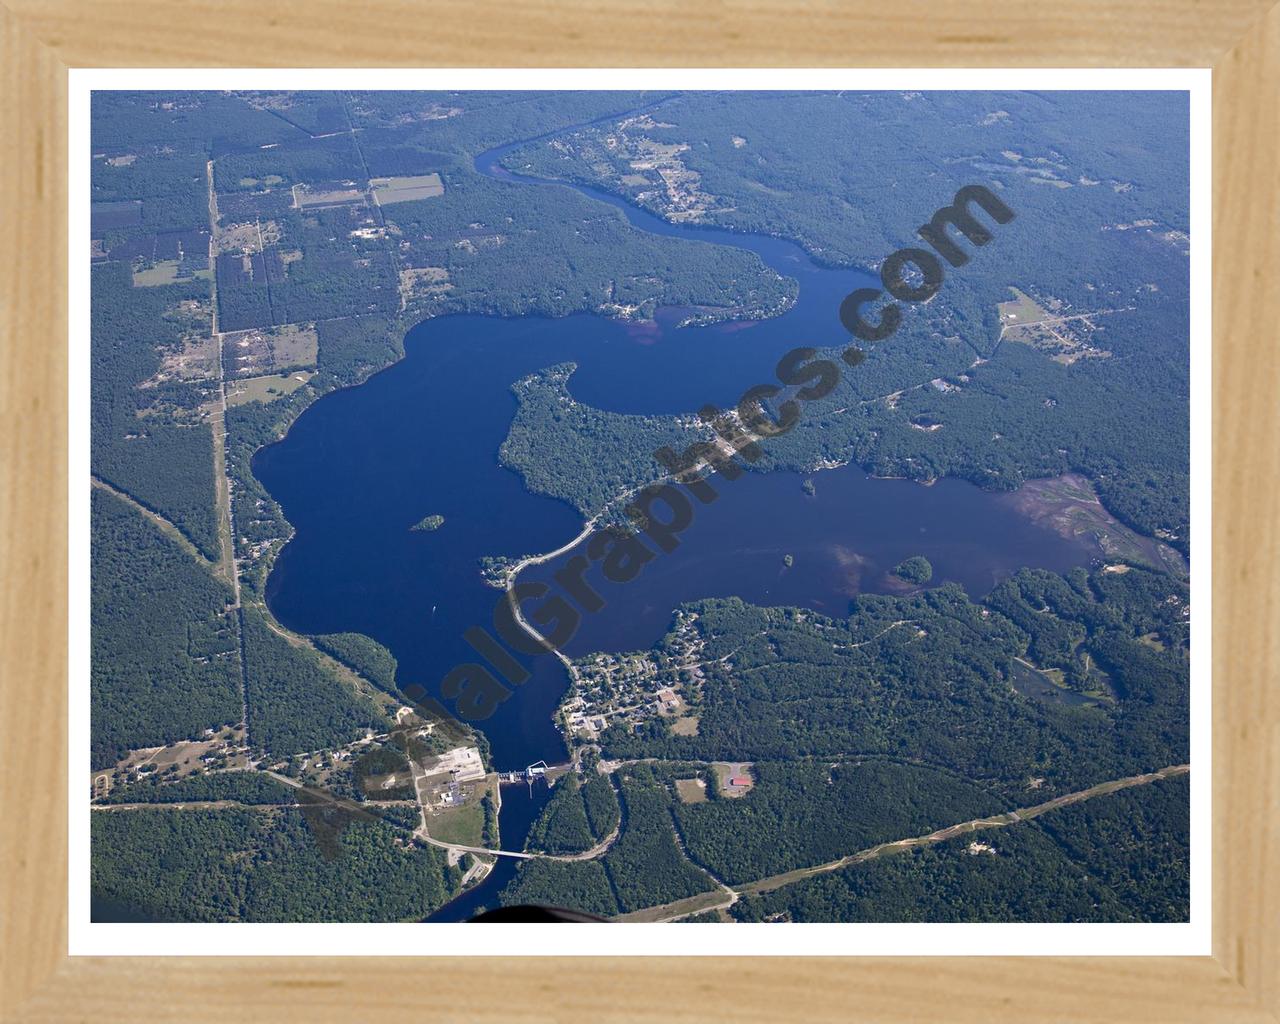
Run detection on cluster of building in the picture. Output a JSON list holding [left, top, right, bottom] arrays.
[[561, 610, 709, 741]]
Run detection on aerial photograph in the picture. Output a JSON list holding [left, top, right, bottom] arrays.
[[88, 88, 1191, 925]]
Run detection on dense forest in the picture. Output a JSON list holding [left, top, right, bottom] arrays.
[[240, 604, 390, 757], [98, 770, 295, 805], [507, 91, 1187, 266], [603, 768, 718, 912], [91, 490, 241, 769], [893, 555, 934, 584], [501, 764, 716, 915], [497, 763, 1187, 923], [591, 564, 1188, 803], [90, 261, 221, 559], [313, 315, 405, 384], [91, 807, 459, 922], [348, 90, 667, 162], [672, 760, 1001, 885], [523, 773, 620, 855], [500, 364, 711, 517], [214, 203, 400, 332], [730, 774, 1189, 922], [497, 858, 620, 919], [382, 165, 794, 324], [313, 632, 400, 692]]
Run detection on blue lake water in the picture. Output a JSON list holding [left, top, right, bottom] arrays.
[[253, 124, 1100, 915]]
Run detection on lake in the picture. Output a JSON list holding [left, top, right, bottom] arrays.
[[253, 122, 1102, 918]]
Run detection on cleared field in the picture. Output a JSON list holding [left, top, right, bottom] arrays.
[[270, 322, 319, 369], [132, 260, 212, 288], [998, 286, 1118, 365], [425, 776, 496, 847], [292, 183, 364, 209], [238, 174, 284, 188], [371, 173, 444, 206], [146, 334, 218, 384], [997, 286, 1051, 325], [615, 886, 731, 923], [215, 219, 280, 254], [1009, 658, 1100, 707], [428, 802, 483, 846], [224, 323, 318, 376], [91, 199, 142, 231], [226, 371, 314, 407], [674, 778, 707, 804], [670, 715, 700, 736], [93, 725, 248, 794], [399, 266, 452, 303]]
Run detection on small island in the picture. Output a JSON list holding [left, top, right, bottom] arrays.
[[801, 478, 816, 496], [892, 555, 933, 585], [783, 553, 794, 568], [410, 514, 446, 532]]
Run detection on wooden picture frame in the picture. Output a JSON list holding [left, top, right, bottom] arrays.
[[2, 2, 1276, 1019]]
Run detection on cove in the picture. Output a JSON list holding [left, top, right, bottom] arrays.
[[522, 467, 1098, 660]]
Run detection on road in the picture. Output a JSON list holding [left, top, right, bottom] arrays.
[[205, 159, 240, 606], [90, 476, 212, 568], [204, 158, 250, 748], [620, 763, 1190, 922], [91, 753, 1186, 922], [997, 305, 1136, 340]]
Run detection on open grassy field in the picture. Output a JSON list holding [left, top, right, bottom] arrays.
[[237, 174, 284, 188], [674, 778, 707, 804], [226, 371, 314, 407], [670, 715, 700, 736], [371, 173, 444, 206], [292, 183, 365, 209], [268, 323, 318, 369], [426, 776, 496, 847], [132, 260, 212, 288], [997, 285, 1050, 325]]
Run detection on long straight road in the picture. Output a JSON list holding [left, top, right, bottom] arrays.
[[620, 763, 1191, 922]]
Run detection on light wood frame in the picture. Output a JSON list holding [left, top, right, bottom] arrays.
[[2, 3, 1277, 1019]]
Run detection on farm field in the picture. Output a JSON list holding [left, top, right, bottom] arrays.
[[292, 182, 365, 209], [371, 173, 444, 206]]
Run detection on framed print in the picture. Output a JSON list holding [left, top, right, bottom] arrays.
[[69, 68, 1210, 955], [2, 2, 1278, 1020]]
